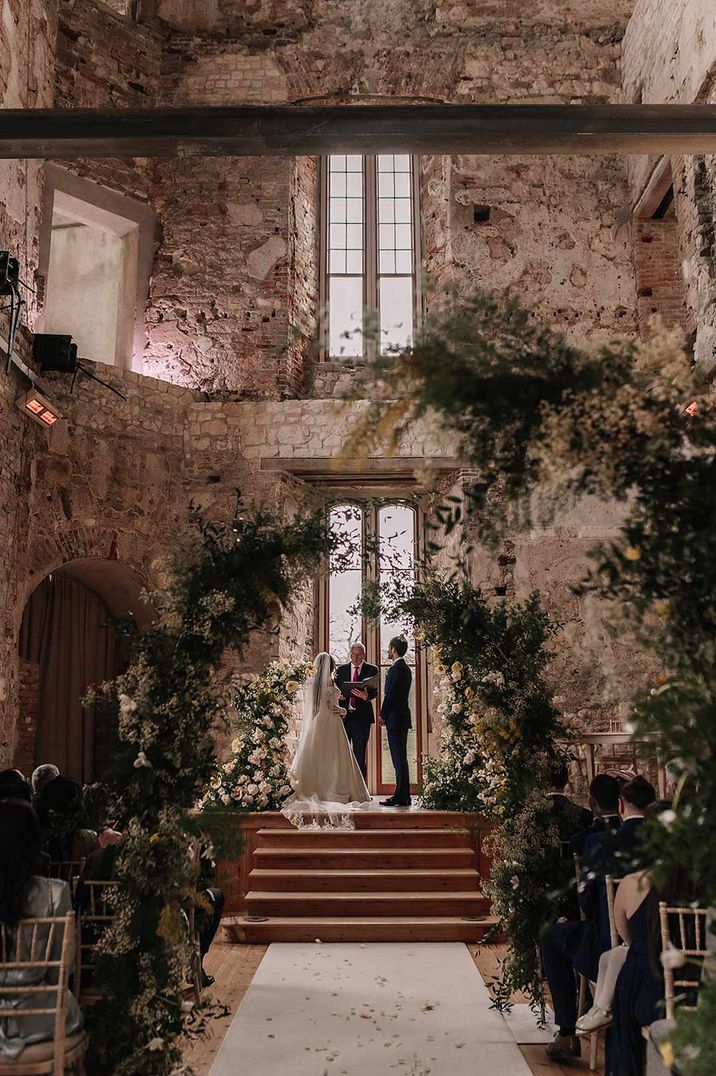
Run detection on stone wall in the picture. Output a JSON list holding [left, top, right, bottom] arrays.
[[623, 0, 716, 367]]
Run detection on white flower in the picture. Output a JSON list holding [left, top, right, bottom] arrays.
[[510, 875, 520, 891], [231, 737, 242, 753], [622, 720, 636, 735], [286, 680, 300, 694], [437, 704, 446, 715], [270, 737, 282, 749], [251, 729, 266, 744], [220, 793, 230, 805], [119, 693, 138, 714], [247, 783, 259, 795], [133, 751, 152, 769], [451, 703, 462, 714], [658, 809, 677, 829], [147, 1038, 164, 1052], [451, 671, 462, 682], [660, 943, 686, 970], [232, 788, 243, 800], [279, 785, 291, 796]]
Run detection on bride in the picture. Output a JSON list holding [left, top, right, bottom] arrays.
[[282, 652, 371, 825]]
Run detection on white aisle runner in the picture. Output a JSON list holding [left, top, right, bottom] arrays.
[[209, 943, 532, 1076]]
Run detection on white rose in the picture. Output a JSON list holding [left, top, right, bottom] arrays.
[[286, 681, 300, 694], [247, 783, 258, 795], [220, 793, 230, 805], [231, 737, 242, 753], [119, 693, 138, 714], [660, 943, 686, 970], [451, 703, 462, 714]]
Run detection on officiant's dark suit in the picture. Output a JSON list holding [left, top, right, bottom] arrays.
[[336, 654, 379, 781], [380, 642, 412, 807]]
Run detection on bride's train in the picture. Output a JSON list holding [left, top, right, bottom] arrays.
[[281, 653, 371, 829]]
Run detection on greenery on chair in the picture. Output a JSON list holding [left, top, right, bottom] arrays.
[[84, 499, 339, 1076], [353, 286, 715, 1070]]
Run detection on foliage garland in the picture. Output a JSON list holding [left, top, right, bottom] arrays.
[[201, 659, 314, 812], [399, 577, 568, 1010], [85, 501, 338, 1076], [355, 287, 716, 1068]]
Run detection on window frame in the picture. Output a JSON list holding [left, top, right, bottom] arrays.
[[317, 497, 426, 795], [319, 154, 423, 361]]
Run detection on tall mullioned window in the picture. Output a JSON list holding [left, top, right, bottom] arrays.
[[321, 502, 421, 794], [321, 154, 420, 359]]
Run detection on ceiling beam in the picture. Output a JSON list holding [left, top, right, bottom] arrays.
[[3, 104, 716, 159]]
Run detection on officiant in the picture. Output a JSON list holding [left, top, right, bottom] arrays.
[[336, 642, 379, 782]]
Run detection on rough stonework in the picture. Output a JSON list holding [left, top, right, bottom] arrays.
[[0, 0, 713, 770]]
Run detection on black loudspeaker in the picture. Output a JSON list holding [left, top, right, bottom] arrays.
[[33, 333, 78, 373], [0, 251, 20, 291]]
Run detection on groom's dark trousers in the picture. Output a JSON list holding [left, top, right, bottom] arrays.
[[336, 661, 378, 781], [380, 657, 413, 805]]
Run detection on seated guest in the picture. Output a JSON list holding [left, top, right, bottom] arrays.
[[542, 774, 616, 1061], [569, 773, 621, 857], [545, 758, 593, 837], [0, 799, 82, 1061], [574, 776, 656, 993], [35, 775, 98, 863], [30, 764, 59, 801], [0, 768, 32, 804], [577, 798, 672, 1035]]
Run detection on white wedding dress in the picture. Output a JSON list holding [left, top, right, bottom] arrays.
[[282, 653, 371, 828]]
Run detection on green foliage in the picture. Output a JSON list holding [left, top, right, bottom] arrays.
[[86, 500, 336, 1076], [358, 286, 716, 1067], [399, 576, 565, 1008]]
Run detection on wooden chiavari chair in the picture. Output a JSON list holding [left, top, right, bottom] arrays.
[[658, 902, 708, 1021], [0, 912, 86, 1075], [74, 879, 119, 1005]]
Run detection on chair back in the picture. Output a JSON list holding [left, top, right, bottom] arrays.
[[0, 912, 75, 1070], [574, 854, 587, 922], [76, 879, 119, 994], [605, 875, 622, 948], [658, 901, 708, 1020], [49, 860, 84, 899]]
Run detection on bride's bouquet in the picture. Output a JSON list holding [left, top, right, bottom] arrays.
[[200, 658, 314, 812]]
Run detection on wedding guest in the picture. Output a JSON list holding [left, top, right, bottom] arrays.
[[0, 768, 32, 804], [542, 772, 609, 1063], [336, 642, 378, 782], [35, 776, 98, 863], [607, 847, 701, 1076], [0, 799, 83, 1061], [30, 763, 59, 800], [569, 773, 621, 857], [545, 758, 593, 838], [379, 637, 412, 808]]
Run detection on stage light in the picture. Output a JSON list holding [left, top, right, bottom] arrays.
[[15, 388, 62, 428]]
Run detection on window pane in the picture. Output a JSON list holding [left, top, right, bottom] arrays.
[[346, 173, 363, 197], [346, 154, 362, 171], [394, 154, 411, 172], [346, 250, 363, 274], [329, 505, 363, 663], [379, 276, 413, 352], [380, 251, 396, 275], [330, 250, 347, 274], [330, 172, 346, 197], [346, 197, 363, 224], [330, 223, 347, 248], [395, 223, 412, 249], [346, 223, 363, 249], [330, 155, 346, 171], [379, 504, 415, 570], [379, 198, 395, 224], [329, 276, 363, 356], [395, 250, 412, 274], [394, 198, 412, 224]]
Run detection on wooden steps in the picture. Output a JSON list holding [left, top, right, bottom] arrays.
[[247, 891, 490, 918], [225, 813, 494, 943], [249, 868, 481, 892], [234, 916, 499, 944], [254, 847, 475, 870]]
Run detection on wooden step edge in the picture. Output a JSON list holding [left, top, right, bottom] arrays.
[[256, 827, 472, 836], [253, 847, 474, 856], [249, 868, 481, 878], [246, 890, 488, 901]]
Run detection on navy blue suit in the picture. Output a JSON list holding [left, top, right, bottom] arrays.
[[380, 657, 412, 805]]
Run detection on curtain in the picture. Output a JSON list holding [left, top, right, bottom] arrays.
[[19, 574, 121, 784]]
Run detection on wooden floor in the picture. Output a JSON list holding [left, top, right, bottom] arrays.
[[185, 938, 601, 1076]]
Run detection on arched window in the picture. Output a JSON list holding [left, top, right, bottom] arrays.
[[320, 501, 422, 795]]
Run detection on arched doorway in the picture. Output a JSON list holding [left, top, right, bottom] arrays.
[[17, 558, 153, 784]]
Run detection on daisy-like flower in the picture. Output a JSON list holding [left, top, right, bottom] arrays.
[[133, 751, 152, 769]]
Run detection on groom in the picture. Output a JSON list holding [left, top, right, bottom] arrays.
[[379, 636, 412, 807], [336, 641, 378, 782]]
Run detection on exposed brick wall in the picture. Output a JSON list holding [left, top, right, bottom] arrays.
[[14, 660, 40, 777], [633, 218, 688, 335]]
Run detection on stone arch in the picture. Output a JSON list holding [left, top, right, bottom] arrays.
[[14, 534, 157, 782]]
